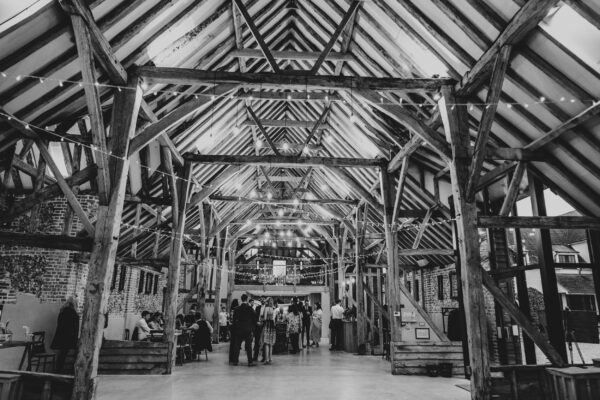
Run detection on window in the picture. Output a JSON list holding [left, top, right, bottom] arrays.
[[138, 270, 145, 294], [566, 295, 597, 311], [557, 254, 576, 263], [153, 275, 159, 295], [407, 280, 412, 294], [118, 266, 127, 291], [449, 272, 459, 299], [110, 266, 118, 291], [415, 279, 420, 302], [145, 273, 154, 295], [437, 275, 444, 300]]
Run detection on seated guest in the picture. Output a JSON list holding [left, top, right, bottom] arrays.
[[184, 305, 198, 327], [134, 311, 152, 341], [191, 312, 213, 355], [176, 314, 185, 330], [149, 312, 164, 330]]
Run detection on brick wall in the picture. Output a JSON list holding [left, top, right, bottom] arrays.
[[0, 195, 98, 305]]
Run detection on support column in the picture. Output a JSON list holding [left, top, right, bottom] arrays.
[[529, 173, 567, 362], [71, 80, 141, 400], [587, 230, 600, 313], [440, 86, 490, 400], [355, 206, 366, 347], [164, 161, 193, 373], [379, 167, 402, 351], [226, 244, 236, 310]]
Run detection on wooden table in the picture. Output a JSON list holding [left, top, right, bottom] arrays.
[[0, 341, 30, 371]]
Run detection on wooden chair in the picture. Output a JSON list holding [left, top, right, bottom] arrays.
[[27, 332, 56, 373], [176, 331, 192, 366]]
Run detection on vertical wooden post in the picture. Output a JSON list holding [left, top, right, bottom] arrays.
[[513, 204, 536, 364], [226, 244, 236, 311], [212, 228, 227, 342], [440, 86, 490, 400], [72, 80, 141, 400], [355, 206, 366, 346], [587, 230, 600, 312], [164, 161, 193, 374], [379, 166, 402, 353], [529, 172, 567, 362], [29, 144, 47, 232]]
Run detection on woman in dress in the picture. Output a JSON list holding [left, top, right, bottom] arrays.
[[260, 297, 276, 364], [310, 302, 323, 347], [286, 304, 302, 354]]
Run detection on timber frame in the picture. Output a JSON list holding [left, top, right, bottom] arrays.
[[1, 1, 600, 400]]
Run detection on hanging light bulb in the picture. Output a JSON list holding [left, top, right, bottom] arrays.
[[254, 240, 259, 246], [278, 208, 284, 216], [350, 112, 356, 123], [293, 198, 299, 206], [287, 229, 292, 237], [250, 189, 257, 198], [276, 220, 281, 226], [279, 231, 285, 237], [232, 125, 241, 136], [265, 232, 270, 239], [282, 142, 289, 151], [266, 191, 273, 200], [320, 183, 328, 192], [256, 139, 263, 148], [272, 242, 277, 248]]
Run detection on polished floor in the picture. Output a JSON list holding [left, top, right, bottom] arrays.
[[97, 343, 470, 400]]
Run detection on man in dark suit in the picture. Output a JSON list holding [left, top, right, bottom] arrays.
[[301, 299, 312, 347], [230, 294, 257, 366]]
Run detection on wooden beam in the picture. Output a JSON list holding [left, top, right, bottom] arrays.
[[184, 154, 383, 168], [230, 49, 353, 61], [334, 0, 361, 75], [498, 161, 526, 216], [388, 135, 423, 173], [357, 90, 452, 162], [411, 207, 433, 249], [242, 119, 329, 129], [397, 248, 455, 257], [246, 107, 280, 156], [310, 1, 361, 74], [0, 231, 93, 252], [392, 157, 410, 222], [233, 0, 280, 72], [28, 144, 48, 232], [68, 11, 110, 205], [71, 79, 141, 400], [456, 0, 560, 95], [477, 215, 600, 230], [164, 161, 193, 373], [475, 161, 516, 191], [237, 91, 341, 102], [440, 85, 491, 399], [209, 195, 358, 205], [466, 45, 512, 201], [298, 105, 330, 154], [484, 147, 543, 161], [525, 100, 600, 151], [0, 165, 96, 224], [480, 270, 565, 366], [128, 84, 238, 157], [36, 140, 95, 237], [136, 66, 455, 91]]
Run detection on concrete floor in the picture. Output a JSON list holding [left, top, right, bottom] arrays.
[[97, 343, 470, 400]]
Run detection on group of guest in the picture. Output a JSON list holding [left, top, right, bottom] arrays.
[[228, 294, 323, 366], [133, 311, 164, 340]]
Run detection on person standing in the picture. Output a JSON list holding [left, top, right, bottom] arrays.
[[286, 304, 302, 354], [330, 299, 344, 351], [51, 297, 79, 373], [310, 302, 323, 347], [134, 311, 152, 341], [301, 299, 312, 347], [218, 306, 228, 342], [252, 299, 264, 362], [231, 294, 257, 366], [260, 297, 276, 364], [228, 299, 239, 364]]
